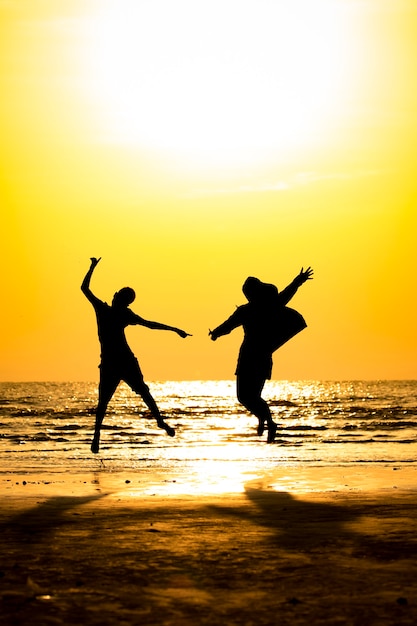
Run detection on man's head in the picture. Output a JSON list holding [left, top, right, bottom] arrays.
[[242, 277, 279, 303], [242, 277, 262, 302], [112, 287, 136, 308]]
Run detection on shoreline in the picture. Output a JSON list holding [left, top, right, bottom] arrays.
[[2, 462, 417, 497]]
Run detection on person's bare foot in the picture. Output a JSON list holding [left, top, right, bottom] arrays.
[[158, 421, 175, 437], [267, 422, 277, 444], [91, 437, 100, 454]]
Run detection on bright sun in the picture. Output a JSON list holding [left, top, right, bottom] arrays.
[[84, 0, 355, 170]]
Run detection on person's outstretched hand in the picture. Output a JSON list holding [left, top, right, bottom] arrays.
[[298, 266, 313, 283], [90, 257, 101, 267], [177, 329, 192, 338]]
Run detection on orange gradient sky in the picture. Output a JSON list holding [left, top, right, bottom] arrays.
[[1, 0, 416, 381]]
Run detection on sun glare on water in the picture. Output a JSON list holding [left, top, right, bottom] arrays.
[[84, 0, 355, 170]]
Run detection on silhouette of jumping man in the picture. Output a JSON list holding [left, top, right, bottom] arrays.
[[209, 267, 313, 444], [81, 257, 191, 454]]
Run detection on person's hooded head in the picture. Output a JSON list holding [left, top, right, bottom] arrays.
[[242, 277, 263, 302], [242, 277, 279, 303], [112, 287, 136, 308]]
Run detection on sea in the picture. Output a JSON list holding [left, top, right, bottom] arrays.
[[1, 381, 416, 487]]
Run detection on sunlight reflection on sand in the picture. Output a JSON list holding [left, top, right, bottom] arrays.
[[101, 462, 417, 498], [3, 464, 417, 503]]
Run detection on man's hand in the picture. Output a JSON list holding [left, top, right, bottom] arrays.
[[177, 329, 192, 338], [298, 266, 313, 284], [209, 329, 218, 341], [90, 257, 101, 268]]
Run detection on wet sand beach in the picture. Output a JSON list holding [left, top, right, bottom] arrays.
[[1, 465, 417, 625]]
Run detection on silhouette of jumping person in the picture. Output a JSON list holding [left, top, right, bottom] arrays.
[[81, 257, 191, 454], [209, 267, 313, 444]]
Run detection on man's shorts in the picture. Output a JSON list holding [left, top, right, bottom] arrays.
[[235, 345, 273, 381], [98, 356, 149, 395]]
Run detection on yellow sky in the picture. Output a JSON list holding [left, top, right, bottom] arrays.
[[1, 0, 416, 381]]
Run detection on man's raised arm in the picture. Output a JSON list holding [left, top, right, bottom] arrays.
[[278, 267, 314, 306], [81, 257, 101, 303]]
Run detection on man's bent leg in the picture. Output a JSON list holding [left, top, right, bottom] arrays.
[[91, 407, 105, 454], [140, 385, 175, 437], [125, 360, 175, 437], [236, 372, 277, 442], [92, 368, 119, 453]]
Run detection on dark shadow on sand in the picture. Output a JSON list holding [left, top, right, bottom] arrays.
[[2, 487, 417, 625], [208, 485, 417, 560], [0, 494, 109, 540]]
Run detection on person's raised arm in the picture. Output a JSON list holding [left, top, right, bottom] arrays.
[[278, 266, 314, 306], [132, 314, 191, 338], [81, 257, 101, 304]]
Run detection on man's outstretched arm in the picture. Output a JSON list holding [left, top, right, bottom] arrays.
[[81, 257, 101, 304], [209, 308, 243, 341], [133, 315, 191, 338], [278, 267, 313, 306]]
